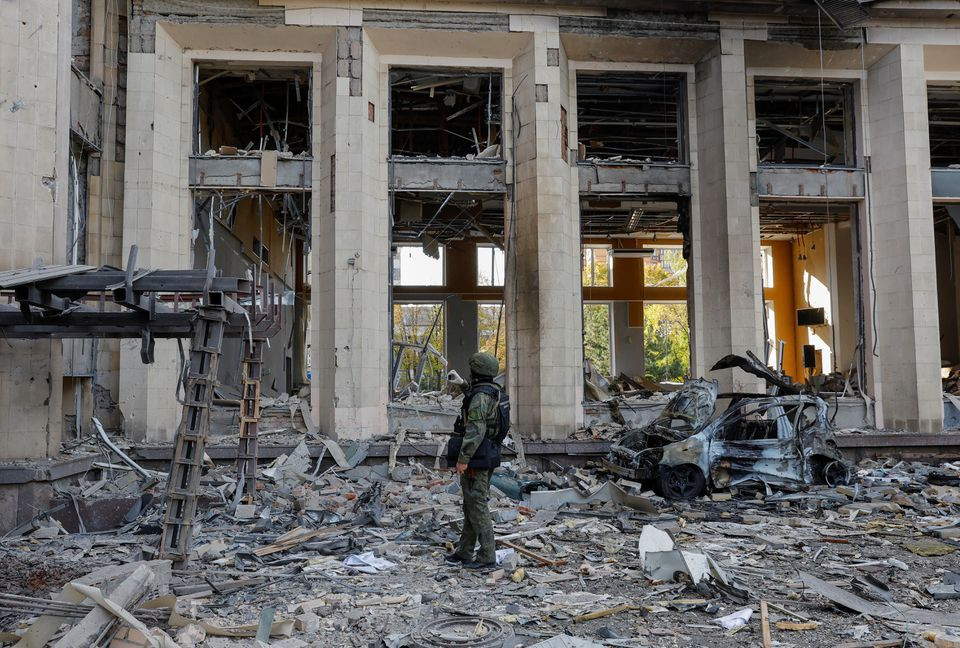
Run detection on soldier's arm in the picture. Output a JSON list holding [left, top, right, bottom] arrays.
[[457, 393, 493, 465]]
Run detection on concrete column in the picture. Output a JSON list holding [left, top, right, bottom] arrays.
[[312, 27, 390, 439], [119, 25, 190, 442], [508, 18, 582, 439], [690, 34, 764, 391], [866, 45, 942, 433], [0, 0, 71, 458]]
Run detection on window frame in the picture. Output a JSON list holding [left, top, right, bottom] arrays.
[[582, 244, 613, 288], [393, 244, 446, 287]]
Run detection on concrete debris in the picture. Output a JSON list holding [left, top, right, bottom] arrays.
[[3, 440, 960, 646]]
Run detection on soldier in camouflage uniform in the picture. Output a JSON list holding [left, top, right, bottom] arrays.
[[446, 352, 501, 569]]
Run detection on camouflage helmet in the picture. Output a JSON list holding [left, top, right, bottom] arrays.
[[469, 352, 499, 378]]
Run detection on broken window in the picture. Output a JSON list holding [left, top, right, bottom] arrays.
[[476, 244, 504, 287], [477, 302, 506, 370], [643, 303, 689, 382], [760, 245, 775, 288], [754, 79, 855, 166], [582, 245, 613, 287], [928, 84, 960, 168], [196, 64, 312, 155], [393, 245, 445, 286], [193, 191, 311, 395], [390, 68, 502, 158], [583, 302, 612, 377], [643, 247, 686, 287], [576, 72, 684, 163], [392, 302, 446, 393]]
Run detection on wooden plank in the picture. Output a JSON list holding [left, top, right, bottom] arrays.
[[51, 565, 154, 648], [496, 539, 567, 567], [760, 600, 772, 648]]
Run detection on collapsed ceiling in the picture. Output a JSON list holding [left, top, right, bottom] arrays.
[[929, 84, 960, 169], [392, 193, 504, 246], [390, 68, 503, 158], [754, 78, 854, 166], [576, 72, 685, 163], [197, 64, 312, 155]]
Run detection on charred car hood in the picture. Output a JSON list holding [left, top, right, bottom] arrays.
[[711, 351, 799, 395]]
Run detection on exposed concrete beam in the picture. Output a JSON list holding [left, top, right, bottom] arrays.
[[389, 159, 507, 193], [755, 166, 865, 200], [189, 155, 313, 190], [578, 163, 692, 195]]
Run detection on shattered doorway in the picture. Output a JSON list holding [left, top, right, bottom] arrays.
[[389, 192, 505, 400], [759, 202, 863, 391], [579, 197, 690, 391], [193, 192, 310, 397]]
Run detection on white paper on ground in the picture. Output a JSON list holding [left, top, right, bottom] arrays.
[[495, 548, 515, 565], [343, 552, 396, 574], [714, 607, 753, 630]]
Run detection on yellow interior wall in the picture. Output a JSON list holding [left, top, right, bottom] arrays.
[[764, 240, 799, 381], [791, 227, 834, 377]]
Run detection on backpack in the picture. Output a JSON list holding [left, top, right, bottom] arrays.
[[446, 382, 511, 470]]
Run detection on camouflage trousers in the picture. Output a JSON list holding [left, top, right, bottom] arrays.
[[454, 469, 495, 563]]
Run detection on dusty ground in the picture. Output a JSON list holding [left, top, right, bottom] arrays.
[[2, 456, 959, 647]]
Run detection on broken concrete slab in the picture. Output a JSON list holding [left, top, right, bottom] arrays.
[[525, 480, 655, 512]]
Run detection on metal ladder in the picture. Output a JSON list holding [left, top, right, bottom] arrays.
[[236, 337, 264, 503], [158, 306, 227, 565]]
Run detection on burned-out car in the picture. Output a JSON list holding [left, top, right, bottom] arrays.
[[604, 354, 852, 499]]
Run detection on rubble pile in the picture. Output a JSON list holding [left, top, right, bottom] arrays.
[[390, 391, 464, 414], [945, 368, 960, 397], [2, 450, 960, 646]]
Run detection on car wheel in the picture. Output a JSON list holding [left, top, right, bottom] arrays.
[[821, 460, 852, 487], [659, 464, 706, 500]]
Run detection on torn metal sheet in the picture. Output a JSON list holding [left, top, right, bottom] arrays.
[[711, 350, 799, 395], [644, 549, 710, 585], [524, 481, 656, 513], [799, 572, 960, 627]]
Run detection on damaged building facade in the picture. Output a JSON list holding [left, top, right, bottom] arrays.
[[2, 0, 959, 462]]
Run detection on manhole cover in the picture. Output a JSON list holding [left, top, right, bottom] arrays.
[[409, 616, 512, 648]]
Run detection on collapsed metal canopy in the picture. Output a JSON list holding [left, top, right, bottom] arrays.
[[0, 247, 279, 358]]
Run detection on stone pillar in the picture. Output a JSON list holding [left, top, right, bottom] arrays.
[[866, 45, 942, 433], [312, 26, 390, 439], [508, 18, 582, 439], [0, 0, 71, 458], [690, 34, 764, 391], [119, 25, 190, 442]]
